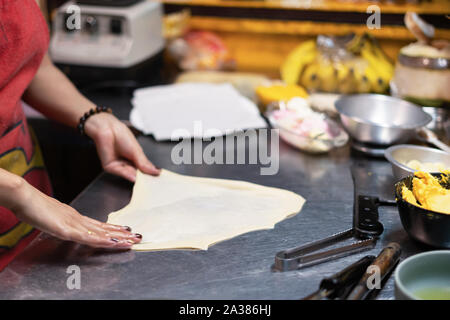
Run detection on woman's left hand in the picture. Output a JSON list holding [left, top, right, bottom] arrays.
[[84, 112, 160, 182]]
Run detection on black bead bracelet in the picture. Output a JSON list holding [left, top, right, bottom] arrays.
[[77, 106, 112, 135]]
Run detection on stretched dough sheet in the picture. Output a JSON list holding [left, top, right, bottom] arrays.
[[107, 170, 305, 251]]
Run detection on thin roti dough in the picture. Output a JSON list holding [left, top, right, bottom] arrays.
[[107, 169, 305, 251]]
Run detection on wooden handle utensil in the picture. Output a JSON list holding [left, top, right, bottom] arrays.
[[346, 242, 402, 300]]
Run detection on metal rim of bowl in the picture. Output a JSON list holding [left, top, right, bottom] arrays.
[[385, 144, 450, 176], [335, 94, 433, 130], [394, 250, 450, 300]]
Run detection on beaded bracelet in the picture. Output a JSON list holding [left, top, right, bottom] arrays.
[[77, 106, 112, 135]]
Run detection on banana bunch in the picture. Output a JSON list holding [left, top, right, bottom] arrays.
[[281, 34, 394, 94], [349, 34, 394, 93], [281, 40, 318, 86]]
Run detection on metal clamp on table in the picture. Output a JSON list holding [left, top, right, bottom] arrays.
[[272, 163, 397, 272]]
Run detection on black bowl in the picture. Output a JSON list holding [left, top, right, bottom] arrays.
[[394, 173, 450, 248]]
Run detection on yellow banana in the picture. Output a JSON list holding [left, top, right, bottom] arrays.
[[353, 68, 372, 93], [365, 34, 394, 73], [346, 33, 365, 55], [281, 40, 318, 85], [300, 61, 321, 92], [361, 52, 392, 86], [346, 58, 371, 93], [364, 64, 389, 93], [318, 61, 338, 93], [346, 33, 393, 89], [336, 61, 357, 94], [360, 39, 393, 85]]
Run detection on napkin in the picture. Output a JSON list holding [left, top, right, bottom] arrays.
[[130, 83, 267, 141]]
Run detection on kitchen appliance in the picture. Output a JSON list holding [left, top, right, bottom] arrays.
[[50, 0, 165, 86]]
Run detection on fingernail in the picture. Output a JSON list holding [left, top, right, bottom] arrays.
[[123, 226, 132, 231], [134, 233, 142, 239], [111, 238, 119, 242]]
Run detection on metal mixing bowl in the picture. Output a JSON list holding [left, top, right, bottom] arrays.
[[385, 144, 450, 180], [335, 94, 432, 145]]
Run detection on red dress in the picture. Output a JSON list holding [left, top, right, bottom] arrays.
[[0, 0, 52, 271]]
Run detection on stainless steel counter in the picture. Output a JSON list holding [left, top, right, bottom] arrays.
[[0, 134, 431, 300]]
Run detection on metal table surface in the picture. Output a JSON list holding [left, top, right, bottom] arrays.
[[0, 133, 432, 300]]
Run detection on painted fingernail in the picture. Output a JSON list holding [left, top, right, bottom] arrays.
[[123, 226, 132, 231], [134, 233, 142, 239], [111, 238, 119, 243]]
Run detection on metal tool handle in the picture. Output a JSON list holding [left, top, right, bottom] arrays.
[[302, 255, 376, 300], [351, 163, 386, 240], [353, 195, 384, 239], [346, 242, 402, 300], [417, 128, 450, 154]]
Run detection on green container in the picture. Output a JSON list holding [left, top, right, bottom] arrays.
[[395, 251, 450, 300]]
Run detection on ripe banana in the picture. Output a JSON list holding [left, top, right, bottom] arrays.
[[281, 40, 318, 85], [300, 61, 321, 92], [359, 37, 394, 90], [318, 61, 338, 93], [364, 64, 389, 93], [283, 34, 393, 94], [354, 69, 372, 93], [336, 61, 357, 94]]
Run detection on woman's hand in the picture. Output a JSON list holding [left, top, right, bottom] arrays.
[[24, 54, 159, 182], [84, 112, 160, 182], [8, 175, 141, 249]]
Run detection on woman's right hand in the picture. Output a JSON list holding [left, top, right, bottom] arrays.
[[10, 175, 141, 249]]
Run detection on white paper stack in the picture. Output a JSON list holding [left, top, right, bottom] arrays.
[[130, 83, 267, 141]]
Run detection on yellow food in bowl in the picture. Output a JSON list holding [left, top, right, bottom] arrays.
[[402, 171, 450, 214], [256, 84, 308, 106]]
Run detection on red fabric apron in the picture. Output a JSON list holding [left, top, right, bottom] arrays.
[[0, 0, 52, 272]]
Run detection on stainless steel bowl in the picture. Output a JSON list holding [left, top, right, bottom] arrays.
[[385, 144, 450, 180], [335, 94, 432, 145]]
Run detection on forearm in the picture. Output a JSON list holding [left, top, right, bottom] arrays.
[[23, 54, 96, 128], [0, 168, 139, 248], [0, 169, 28, 212]]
